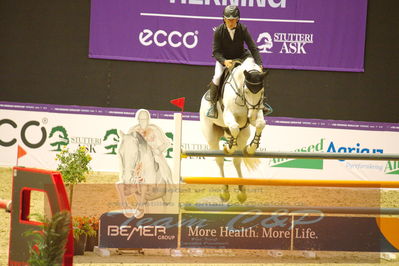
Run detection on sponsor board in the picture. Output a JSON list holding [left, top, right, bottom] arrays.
[[179, 212, 399, 252], [98, 210, 399, 252], [100, 213, 179, 248], [89, 0, 368, 72], [1, 101, 399, 182]]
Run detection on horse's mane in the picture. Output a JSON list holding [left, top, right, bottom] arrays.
[[135, 132, 148, 149], [240, 58, 262, 72]]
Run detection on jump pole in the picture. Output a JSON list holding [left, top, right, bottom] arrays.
[[182, 204, 399, 215], [0, 199, 12, 212], [182, 150, 399, 161], [182, 177, 399, 188]]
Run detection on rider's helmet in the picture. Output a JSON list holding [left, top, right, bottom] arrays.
[[223, 5, 240, 20], [136, 109, 150, 129]]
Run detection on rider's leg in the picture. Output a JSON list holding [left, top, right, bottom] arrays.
[[206, 82, 218, 118], [207, 62, 224, 118], [259, 68, 271, 115]]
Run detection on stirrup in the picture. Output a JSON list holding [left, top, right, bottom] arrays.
[[263, 102, 273, 116], [206, 105, 218, 118]]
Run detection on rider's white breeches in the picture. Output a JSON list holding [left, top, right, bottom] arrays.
[[211, 61, 225, 86]]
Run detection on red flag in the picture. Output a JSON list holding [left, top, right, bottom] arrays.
[[170, 97, 185, 111], [17, 145, 27, 159]]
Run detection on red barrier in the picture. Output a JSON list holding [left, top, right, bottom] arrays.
[[8, 167, 73, 266]]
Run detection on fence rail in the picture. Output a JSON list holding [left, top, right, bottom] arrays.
[[182, 150, 399, 161], [182, 177, 399, 188]]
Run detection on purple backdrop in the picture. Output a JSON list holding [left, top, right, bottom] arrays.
[[89, 0, 368, 72]]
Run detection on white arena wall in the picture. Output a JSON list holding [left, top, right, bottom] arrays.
[[1, 101, 398, 183]]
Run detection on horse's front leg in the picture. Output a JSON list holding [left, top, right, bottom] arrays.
[[115, 182, 135, 218], [133, 184, 146, 219], [245, 109, 266, 155], [223, 110, 240, 154]]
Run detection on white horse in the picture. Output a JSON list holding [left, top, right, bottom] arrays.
[[116, 131, 171, 218], [200, 57, 268, 203]]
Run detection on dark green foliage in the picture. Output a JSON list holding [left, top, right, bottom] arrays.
[[23, 211, 71, 266]]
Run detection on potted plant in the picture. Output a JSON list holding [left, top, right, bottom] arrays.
[[24, 211, 71, 265], [85, 216, 99, 252], [55, 146, 92, 209], [72, 216, 96, 255]]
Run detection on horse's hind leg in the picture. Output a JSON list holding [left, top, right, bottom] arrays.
[[233, 157, 247, 203], [217, 157, 230, 202], [210, 138, 230, 202], [201, 121, 230, 202], [235, 127, 250, 203]]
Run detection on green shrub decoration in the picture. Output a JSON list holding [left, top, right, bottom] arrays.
[[55, 146, 92, 208], [55, 146, 92, 185]]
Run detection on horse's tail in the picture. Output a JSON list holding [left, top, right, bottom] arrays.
[[243, 158, 261, 172]]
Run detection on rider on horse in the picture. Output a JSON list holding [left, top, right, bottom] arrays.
[[207, 5, 264, 119]]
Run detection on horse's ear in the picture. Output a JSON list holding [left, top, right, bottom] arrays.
[[243, 70, 250, 79], [261, 70, 269, 79]]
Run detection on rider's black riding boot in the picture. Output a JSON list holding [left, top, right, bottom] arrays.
[[206, 82, 219, 118]]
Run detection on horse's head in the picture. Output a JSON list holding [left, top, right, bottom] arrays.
[[243, 69, 268, 94], [242, 69, 268, 113], [118, 130, 140, 183]]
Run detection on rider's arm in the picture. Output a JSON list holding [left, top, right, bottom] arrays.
[[242, 24, 263, 67], [212, 25, 227, 65]]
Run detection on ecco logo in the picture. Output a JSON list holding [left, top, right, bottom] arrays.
[[0, 119, 47, 148], [139, 29, 199, 49]]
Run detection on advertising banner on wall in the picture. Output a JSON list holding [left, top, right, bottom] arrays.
[[89, 0, 368, 72], [1, 101, 398, 182], [180, 212, 399, 252], [99, 212, 179, 249]]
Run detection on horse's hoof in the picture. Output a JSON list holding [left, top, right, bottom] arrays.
[[237, 191, 247, 203], [223, 144, 236, 155], [243, 146, 250, 156], [122, 208, 136, 218], [245, 145, 256, 155], [220, 190, 230, 202], [223, 145, 231, 154], [134, 208, 145, 219]]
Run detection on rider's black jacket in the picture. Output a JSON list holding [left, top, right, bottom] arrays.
[[212, 23, 263, 66]]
